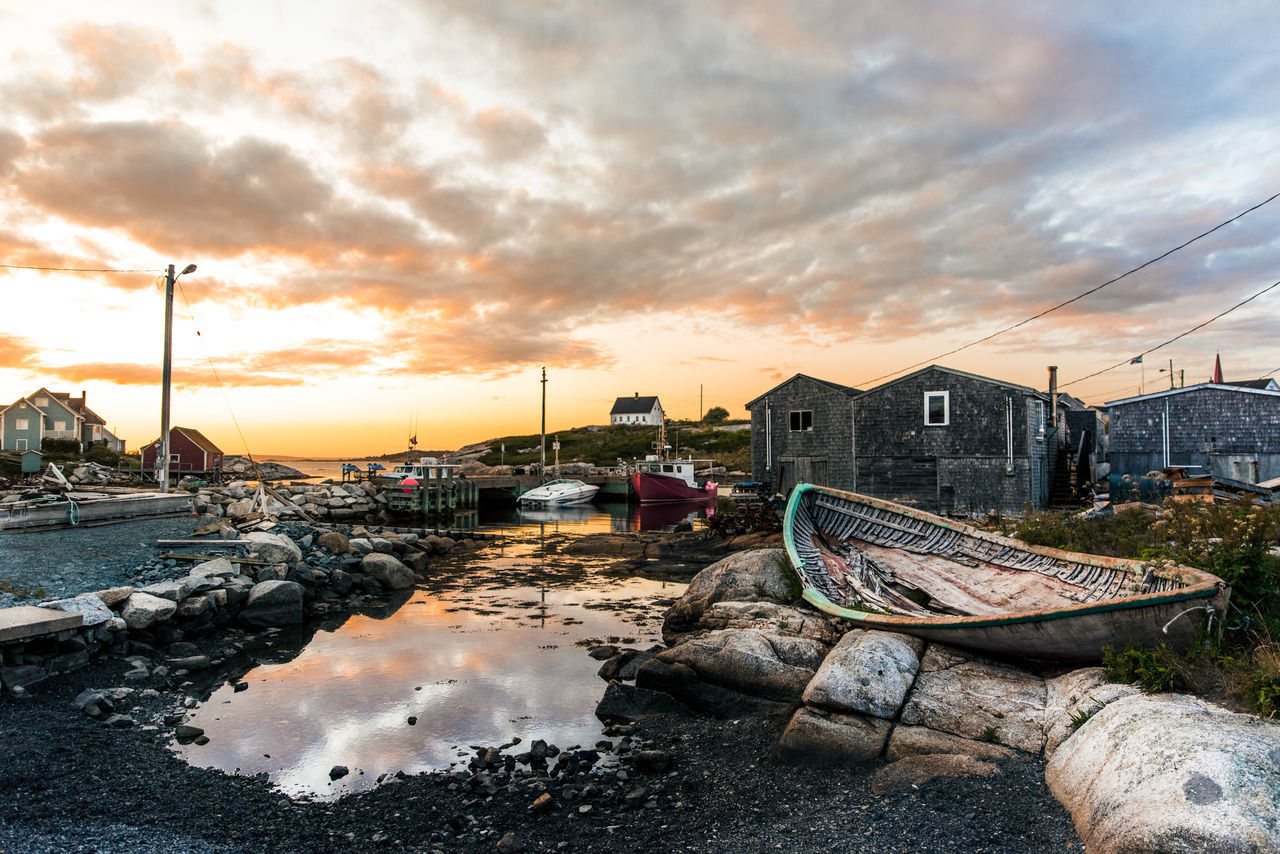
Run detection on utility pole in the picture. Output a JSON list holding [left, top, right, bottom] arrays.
[[159, 265, 175, 492], [1169, 359, 1175, 390], [159, 263, 196, 493], [539, 366, 547, 476]]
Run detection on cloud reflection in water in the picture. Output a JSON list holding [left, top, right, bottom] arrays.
[[173, 536, 684, 798]]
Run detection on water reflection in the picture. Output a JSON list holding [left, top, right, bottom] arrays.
[[172, 521, 685, 798], [631, 499, 716, 531], [482, 498, 714, 534]]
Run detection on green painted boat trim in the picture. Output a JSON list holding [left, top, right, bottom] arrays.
[[800, 585, 1218, 629]]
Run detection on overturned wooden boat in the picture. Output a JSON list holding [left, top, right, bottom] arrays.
[[783, 484, 1227, 662]]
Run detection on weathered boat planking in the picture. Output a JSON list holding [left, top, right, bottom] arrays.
[[783, 483, 1228, 662]]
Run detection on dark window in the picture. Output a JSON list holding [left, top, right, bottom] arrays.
[[662, 464, 674, 472], [789, 410, 813, 432]]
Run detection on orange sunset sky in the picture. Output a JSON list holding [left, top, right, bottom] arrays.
[[2, 2, 1278, 457]]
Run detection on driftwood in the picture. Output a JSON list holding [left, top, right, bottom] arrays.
[[158, 551, 277, 566]]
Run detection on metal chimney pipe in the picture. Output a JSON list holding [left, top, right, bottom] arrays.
[[1048, 366, 1059, 429]]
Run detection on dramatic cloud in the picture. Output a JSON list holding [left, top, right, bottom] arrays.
[[1, 0, 1278, 401], [0, 333, 36, 368], [41, 361, 304, 389]]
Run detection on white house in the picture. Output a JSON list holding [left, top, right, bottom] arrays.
[[610, 393, 664, 426]]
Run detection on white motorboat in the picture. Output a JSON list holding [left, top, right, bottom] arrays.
[[517, 479, 600, 506], [382, 457, 462, 482]]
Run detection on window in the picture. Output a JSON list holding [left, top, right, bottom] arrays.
[[34, 397, 47, 406], [1032, 400, 1046, 437], [169, 453, 180, 464], [54, 420, 67, 431], [789, 410, 813, 432], [924, 392, 949, 426], [14, 418, 28, 430]]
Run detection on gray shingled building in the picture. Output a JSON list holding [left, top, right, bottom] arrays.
[[1106, 382, 1280, 484], [747, 366, 1070, 515]]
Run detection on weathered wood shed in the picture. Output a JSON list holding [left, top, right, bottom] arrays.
[[848, 366, 1063, 516], [746, 365, 1071, 515], [1106, 382, 1280, 484], [141, 427, 225, 477], [745, 374, 862, 495]]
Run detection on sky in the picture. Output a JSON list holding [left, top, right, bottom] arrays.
[[1, 1, 1278, 457]]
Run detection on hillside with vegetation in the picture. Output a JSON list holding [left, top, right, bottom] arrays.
[[474, 421, 751, 472]]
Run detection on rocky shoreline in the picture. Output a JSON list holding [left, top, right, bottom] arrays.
[[2, 519, 1276, 852]]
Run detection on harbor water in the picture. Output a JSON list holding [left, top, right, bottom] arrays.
[[171, 507, 694, 798]]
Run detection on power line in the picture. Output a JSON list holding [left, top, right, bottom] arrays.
[[855, 190, 1280, 387], [1060, 277, 1280, 390], [0, 262, 162, 273], [174, 280, 259, 463]]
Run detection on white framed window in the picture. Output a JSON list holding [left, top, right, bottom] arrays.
[[789, 410, 813, 432], [169, 453, 180, 464], [54, 420, 67, 431], [34, 396, 47, 406], [15, 418, 29, 430], [924, 391, 949, 426]]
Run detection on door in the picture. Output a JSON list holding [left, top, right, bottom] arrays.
[[778, 457, 829, 494]]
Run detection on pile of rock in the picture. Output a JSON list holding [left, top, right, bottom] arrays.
[[192, 480, 386, 522], [220, 456, 308, 481], [64, 462, 132, 486], [595, 548, 1280, 853], [0, 525, 469, 697]]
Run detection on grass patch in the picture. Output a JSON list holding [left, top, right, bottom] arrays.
[[1020, 499, 1280, 716], [476, 423, 751, 472]]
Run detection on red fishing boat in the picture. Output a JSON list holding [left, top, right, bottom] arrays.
[[630, 457, 717, 503]]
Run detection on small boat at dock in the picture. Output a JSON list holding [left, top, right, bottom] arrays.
[[517, 479, 600, 507], [630, 458, 717, 503], [783, 483, 1228, 662]]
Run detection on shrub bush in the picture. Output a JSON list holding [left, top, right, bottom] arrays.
[[84, 441, 120, 466]]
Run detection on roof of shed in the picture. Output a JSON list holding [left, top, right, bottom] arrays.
[[852, 365, 1041, 400], [146, 426, 224, 454], [1106, 382, 1280, 407], [744, 374, 862, 409]]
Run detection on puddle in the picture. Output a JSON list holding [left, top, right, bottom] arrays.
[[171, 506, 691, 797]]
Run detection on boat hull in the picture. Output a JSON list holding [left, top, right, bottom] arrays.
[[517, 481, 600, 507], [784, 484, 1227, 662], [630, 472, 716, 503]]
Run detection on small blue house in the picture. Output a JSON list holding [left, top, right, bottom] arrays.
[[1, 396, 45, 451]]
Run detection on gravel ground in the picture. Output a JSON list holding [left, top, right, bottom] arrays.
[[0, 516, 209, 603], [0, 657, 1079, 854]]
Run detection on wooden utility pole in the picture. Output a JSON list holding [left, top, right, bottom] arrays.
[[160, 265, 175, 492], [159, 263, 196, 493], [539, 367, 547, 475]]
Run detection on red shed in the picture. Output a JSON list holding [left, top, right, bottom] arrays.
[[141, 426, 224, 476]]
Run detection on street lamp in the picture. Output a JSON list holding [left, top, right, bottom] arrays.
[[159, 263, 197, 493]]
